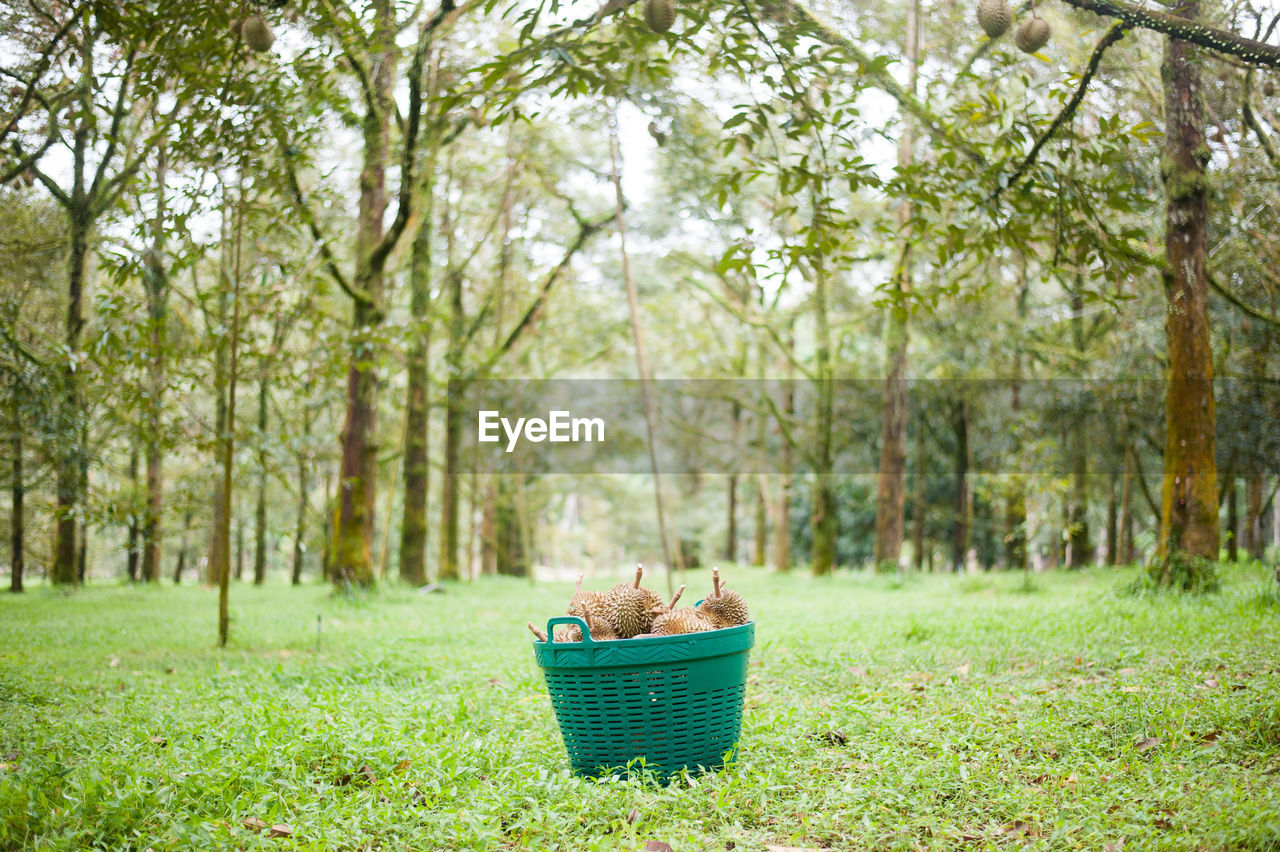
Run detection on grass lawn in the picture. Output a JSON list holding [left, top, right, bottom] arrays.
[[1, 564, 1278, 850]]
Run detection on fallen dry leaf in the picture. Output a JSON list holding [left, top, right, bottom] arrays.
[[643, 842, 674, 852], [1135, 737, 1161, 752], [148, 736, 167, 747], [1199, 731, 1221, 744], [361, 764, 378, 784], [394, 760, 411, 774], [1120, 686, 1142, 694], [626, 807, 639, 824], [1203, 677, 1219, 688], [1103, 841, 1124, 852], [0, 763, 14, 772], [814, 729, 848, 746], [242, 817, 268, 832], [268, 823, 292, 838]]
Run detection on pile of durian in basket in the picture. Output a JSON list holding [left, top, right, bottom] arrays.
[[526, 565, 749, 642]]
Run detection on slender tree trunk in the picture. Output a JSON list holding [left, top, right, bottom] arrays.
[[1225, 474, 1239, 562], [1245, 475, 1263, 560], [126, 447, 140, 582], [771, 377, 795, 573], [173, 510, 191, 584], [52, 215, 90, 585], [292, 403, 312, 586], [752, 346, 768, 566], [726, 471, 738, 563], [950, 400, 969, 573], [141, 144, 168, 584], [911, 420, 927, 571], [1004, 254, 1028, 572], [1155, 3, 1220, 586], [333, 1, 397, 589], [10, 424, 23, 593], [235, 516, 245, 581], [1067, 279, 1091, 568], [217, 176, 244, 648], [399, 177, 433, 585], [253, 371, 269, 585], [873, 0, 918, 574], [321, 466, 336, 583], [1107, 469, 1119, 565], [1121, 442, 1135, 563], [481, 480, 497, 576], [609, 101, 675, 593], [439, 275, 463, 581], [809, 227, 836, 577]]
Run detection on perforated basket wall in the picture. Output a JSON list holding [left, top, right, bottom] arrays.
[[532, 615, 754, 779]]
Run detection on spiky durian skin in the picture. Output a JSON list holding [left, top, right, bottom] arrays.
[[976, 0, 1012, 38], [568, 589, 608, 623], [1014, 17, 1050, 53], [643, 0, 675, 33], [652, 608, 715, 636], [554, 624, 582, 643], [243, 15, 275, 52], [605, 582, 653, 638], [696, 590, 750, 629]]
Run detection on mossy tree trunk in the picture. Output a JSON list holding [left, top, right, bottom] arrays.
[[1154, 6, 1220, 587], [10, 412, 23, 593], [398, 177, 434, 586], [873, 0, 918, 575], [141, 143, 168, 584]]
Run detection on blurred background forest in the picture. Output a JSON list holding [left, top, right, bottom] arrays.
[[2, 0, 1279, 607]]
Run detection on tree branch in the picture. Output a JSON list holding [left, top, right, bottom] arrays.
[[1059, 0, 1280, 69], [370, 0, 460, 272], [0, 2, 82, 147], [87, 49, 136, 203], [993, 22, 1128, 201], [1209, 272, 1280, 329], [468, 209, 618, 377]]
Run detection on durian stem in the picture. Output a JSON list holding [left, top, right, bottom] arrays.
[[526, 622, 548, 642], [575, 572, 584, 593], [712, 566, 722, 599], [667, 584, 685, 610], [633, 562, 643, 589]]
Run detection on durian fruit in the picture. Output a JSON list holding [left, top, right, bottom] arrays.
[[695, 566, 751, 629], [242, 14, 276, 53], [1014, 16, 1051, 54], [975, 0, 1012, 39], [605, 563, 661, 638], [652, 607, 715, 636], [567, 573, 608, 623], [643, 0, 676, 34]]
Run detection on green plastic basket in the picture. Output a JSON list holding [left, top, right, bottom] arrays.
[[532, 614, 754, 779]]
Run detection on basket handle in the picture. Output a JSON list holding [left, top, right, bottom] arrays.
[[544, 615, 592, 645]]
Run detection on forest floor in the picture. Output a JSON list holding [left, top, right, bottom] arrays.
[[1, 564, 1278, 851]]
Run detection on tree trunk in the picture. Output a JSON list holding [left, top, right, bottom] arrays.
[[235, 516, 245, 581], [141, 144, 168, 584], [751, 348, 768, 567], [10, 424, 23, 593], [609, 101, 675, 593], [292, 403, 312, 586], [217, 179, 244, 648], [810, 239, 836, 577], [439, 349, 463, 581], [481, 480, 497, 576], [950, 399, 969, 573], [1225, 475, 1238, 562], [725, 472, 738, 563], [127, 447, 140, 582], [771, 379, 795, 574], [1067, 281, 1091, 568], [173, 510, 191, 584], [1154, 3, 1220, 587], [911, 421, 928, 571], [332, 1, 397, 589], [254, 371, 269, 585], [873, 0, 918, 574], [1106, 469, 1119, 565], [1120, 440, 1135, 563], [52, 214, 90, 585], [1244, 475, 1263, 560], [398, 179, 433, 585]]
